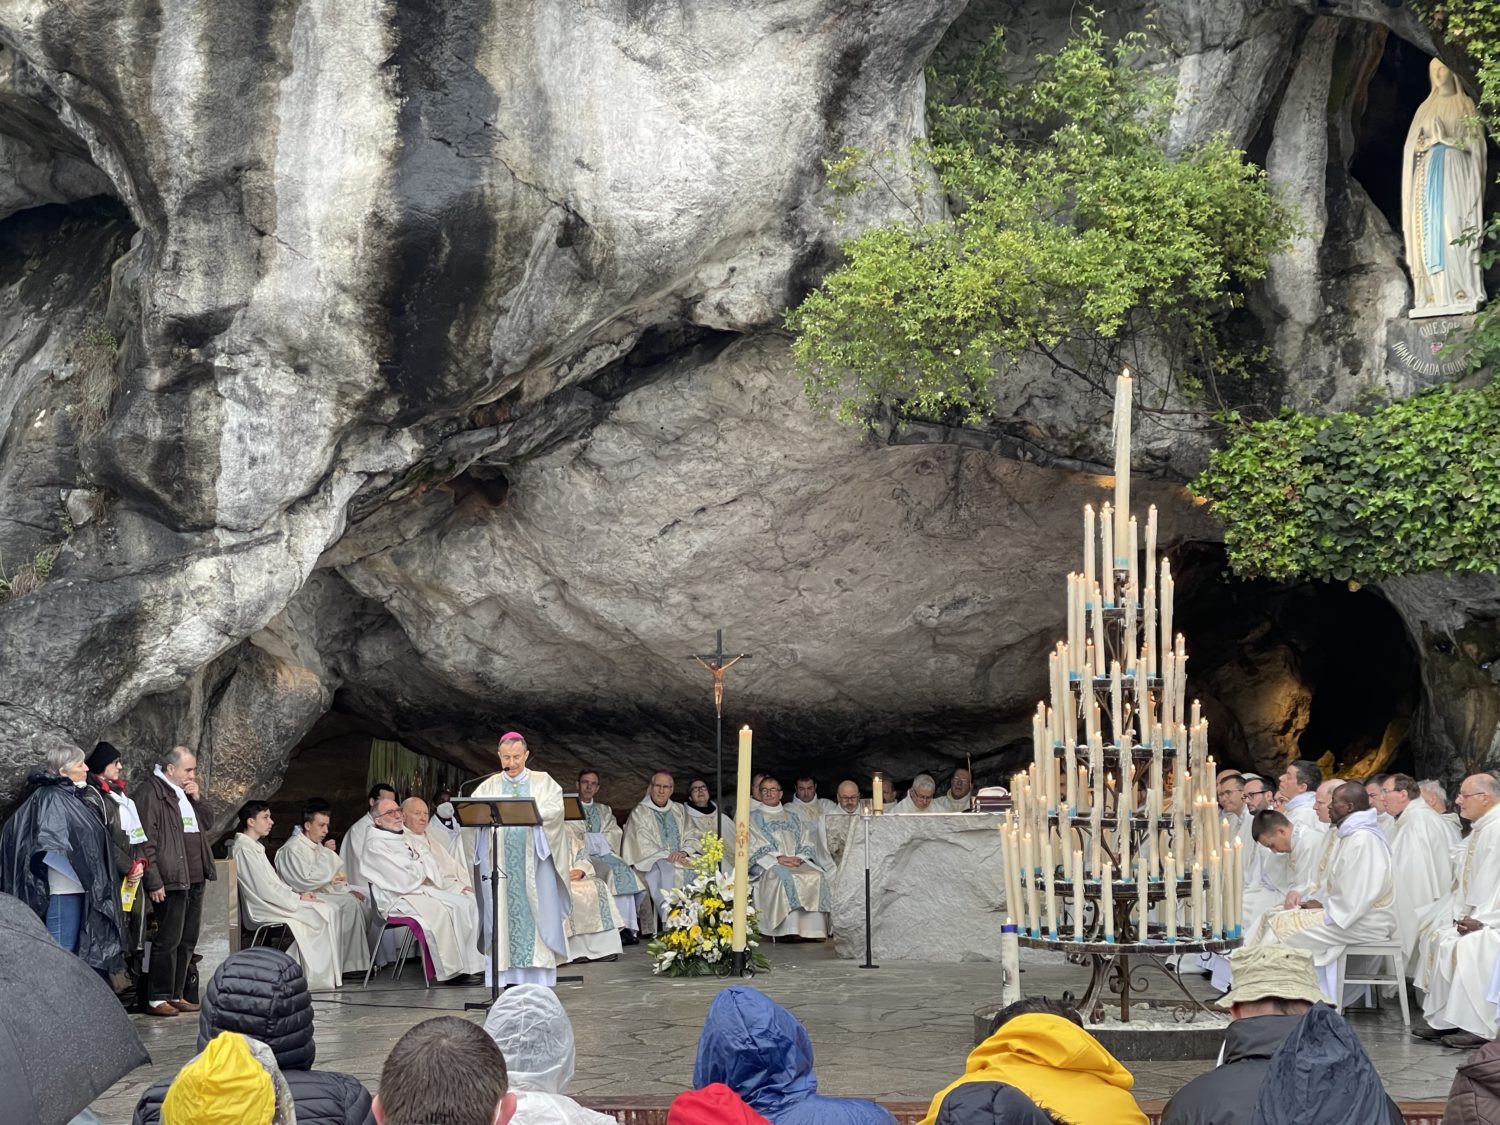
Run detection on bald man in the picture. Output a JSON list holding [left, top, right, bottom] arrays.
[[621, 771, 692, 934], [816, 780, 866, 870], [1245, 782, 1395, 1002]]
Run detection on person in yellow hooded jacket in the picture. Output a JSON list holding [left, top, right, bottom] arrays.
[[918, 998, 1148, 1125]]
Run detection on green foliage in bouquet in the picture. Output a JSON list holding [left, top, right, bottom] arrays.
[[648, 834, 770, 977]]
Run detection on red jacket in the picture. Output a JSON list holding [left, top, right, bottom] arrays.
[[669, 1085, 773, 1125]]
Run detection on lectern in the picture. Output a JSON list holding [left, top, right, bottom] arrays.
[[451, 796, 541, 1010]]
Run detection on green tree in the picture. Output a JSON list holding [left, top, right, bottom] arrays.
[[786, 21, 1295, 426]]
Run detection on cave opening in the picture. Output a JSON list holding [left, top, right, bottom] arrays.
[[1172, 542, 1420, 780]]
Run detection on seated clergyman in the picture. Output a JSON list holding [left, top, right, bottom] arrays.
[[274, 798, 376, 964], [576, 768, 647, 943], [621, 771, 693, 933], [817, 780, 866, 870], [747, 777, 830, 940], [890, 773, 938, 814], [1244, 783, 1396, 1002], [934, 768, 975, 813]]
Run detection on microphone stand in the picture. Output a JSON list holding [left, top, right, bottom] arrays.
[[466, 818, 504, 1012], [860, 811, 878, 969]]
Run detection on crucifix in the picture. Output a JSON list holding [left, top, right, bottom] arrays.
[[687, 628, 754, 838]]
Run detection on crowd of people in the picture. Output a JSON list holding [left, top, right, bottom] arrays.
[[106, 942, 1498, 1124]]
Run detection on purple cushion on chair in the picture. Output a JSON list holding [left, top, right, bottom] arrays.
[[386, 916, 435, 981]]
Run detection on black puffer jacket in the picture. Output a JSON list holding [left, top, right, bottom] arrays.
[[132, 948, 373, 1125]]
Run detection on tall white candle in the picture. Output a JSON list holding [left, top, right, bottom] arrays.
[[732, 726, 754, 953], [1232, 838, 1244, 934], [1114, 368, 1132, 559], [1190, 860, 1204, 939], [1092, 585, 1106, 674], [1043, 844, 1058, 938], [1065, 739, 1078, 815], [1165, 853, 1177, 942], [1110, 659, 1124, 748], [1160, 558, 1174, 670], [1073, 849, 1086, 941], [1119, 754, 1133, 877], [1101, 502, 1115, 606], [1102, 861, 1115, 942], [1127, 515, 1139, 593], [1084, 504, 1097, 598], [1145, 504, 1158, 612], [1022, 832, 1038, 936], [1209, 850, 1222, 940], [1143, 583, 1157, 680]]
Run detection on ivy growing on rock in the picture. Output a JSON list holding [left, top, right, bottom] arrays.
[[1195, 384, 1500, 582], [785, 21, 1295, 426]]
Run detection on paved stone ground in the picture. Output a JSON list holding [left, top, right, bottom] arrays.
[[93, 942, 1462, 1121]]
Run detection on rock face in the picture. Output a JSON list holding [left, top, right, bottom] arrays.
[[0, 0, 1493, 825]]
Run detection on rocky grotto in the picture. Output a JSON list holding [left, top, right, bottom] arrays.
[[1, 0, 1497, 827]]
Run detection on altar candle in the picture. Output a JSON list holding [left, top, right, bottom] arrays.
[[1114, 368, 1132, 558], [1161, 558, 1174, 662], [1102, 861, 1115, 942], [1190, 860, 1204, 939], [1143, 583, 1157, 681], [1232, 838, 1244, 934], [1043, 845, 1058, 938], [1101, 503, 1115, 606], [1073, 850, 1086, 941], [1209, 850, 1222, 939], [1127, 515, 1139, 593], [731, 725, 754, 954], [1164, 853, 1177, 942], [1065, 740, 1078, 815], [1110, 659, 1124, 748], [872, 773, 884, 815], [1084, 504, 1097, 597], [1092, 583, 1106, 673]]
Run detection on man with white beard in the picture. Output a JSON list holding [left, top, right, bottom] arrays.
[[274, 799, 376, 963], [890, 774, 939, 814], [358, 798, 485, 983], [747, 777, 830, 939], [1246, 783, 1396, 1002], [622, 771, 693, 934], [1412, 773, 1500, 1049], [1379, 773, 1457, 972], [816, 780, 866, 872]]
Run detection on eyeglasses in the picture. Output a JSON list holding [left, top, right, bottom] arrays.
[[1244, 788, 1270, 798]]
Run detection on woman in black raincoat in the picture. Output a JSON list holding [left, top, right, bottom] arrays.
[[0, 745, 126, 975]]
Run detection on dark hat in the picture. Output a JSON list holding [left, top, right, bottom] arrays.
[[86, 741, 121, 774]]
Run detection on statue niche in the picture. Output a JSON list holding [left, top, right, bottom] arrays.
[[1402, 59, 1487, 319]]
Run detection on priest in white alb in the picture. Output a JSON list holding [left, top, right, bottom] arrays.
[[1365, 774, 1398, 838], [816, 780, 866, 873], [562, 823, 625, 963], [933, 768, 975, 813], [1380, 773, 1458, 970], [577, 768, 647, 937], [402, 797, 474, 894], [274, 799, 375, 965], [358, 797, 486, 982], [339, 781, 396, 890], [747, 776, 830, 939], [231, 802, 364, 990], [1420, 779, 1465, 838], [889, 774, 939, 815], [1278, 761, 1328, 838], [1412, 773, 1500, 1049], [1246, 782, 1396, 1002], [681, 776, 733, 863], [468, 732, 572, 989], [622, 771, 694, 932]]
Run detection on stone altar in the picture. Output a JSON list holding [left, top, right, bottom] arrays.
[[830, 812, 1007, 962]]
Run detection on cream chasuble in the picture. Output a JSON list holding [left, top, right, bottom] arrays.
[[622, 795, 693, 930], [747, 801, 830, 939], [232, 834, 363, 990], [563, 826, 624, 962], [1389, 799, 1458, 965], [358, 826, 485, 981], [579, 800, 645, 898]]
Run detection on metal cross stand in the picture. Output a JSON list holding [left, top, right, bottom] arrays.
[[687, 629, 753, 838]]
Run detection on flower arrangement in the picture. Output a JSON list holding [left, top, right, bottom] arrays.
[[648, 833, 770, 976]]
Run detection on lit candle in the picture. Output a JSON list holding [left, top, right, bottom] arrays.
[[1145, 504, 1158, 613], [1073, 849, 1086, 941], [1114, 368, 1132, 559], [1164, 852, 1177, 943], [872, 772, 884, 815], [732, 725, 754, 954], [1102, 861, 1115, 942], [1077, 765, 1090, 813]]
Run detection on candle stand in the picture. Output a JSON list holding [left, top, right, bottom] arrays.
[[999, 369, 1243, 1028]]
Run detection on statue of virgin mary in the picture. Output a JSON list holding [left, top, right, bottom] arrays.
[[1402, 58, 1487, 319]]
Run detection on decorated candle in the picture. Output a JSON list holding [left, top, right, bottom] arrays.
[[1102, 861, 1115, 942]]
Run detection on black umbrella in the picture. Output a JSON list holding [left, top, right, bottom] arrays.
[[0, 891, 149, 1124]]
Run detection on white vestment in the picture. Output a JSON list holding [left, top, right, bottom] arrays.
[[888, 796, 937, 815], [1414, 803, 1500, 1039], [358, 826, 485, 981], [747, 802, 830, 938], [578, 800, 646, 899], [788, 797, 836, 868], [933, 791, 974, 813], [562, 825, 624, 962], [1376, 811, 1397, 838], [1248, 809, 1396, 1000], [622, 796, 693, 932], [339, 812, 377, 890], [683, 804, 734, 862], [273, 831, 376, 964], [1389, 800, 1459, 967], [231, 835, 361, 990], [405, 829, 473, 894], [470, 769, 573, 988], [428, 816, 469, 867]]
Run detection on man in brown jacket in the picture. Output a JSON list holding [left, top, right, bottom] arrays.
[[136, 745, 215, 1017], [1447, 1037, 1500, 1125]]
